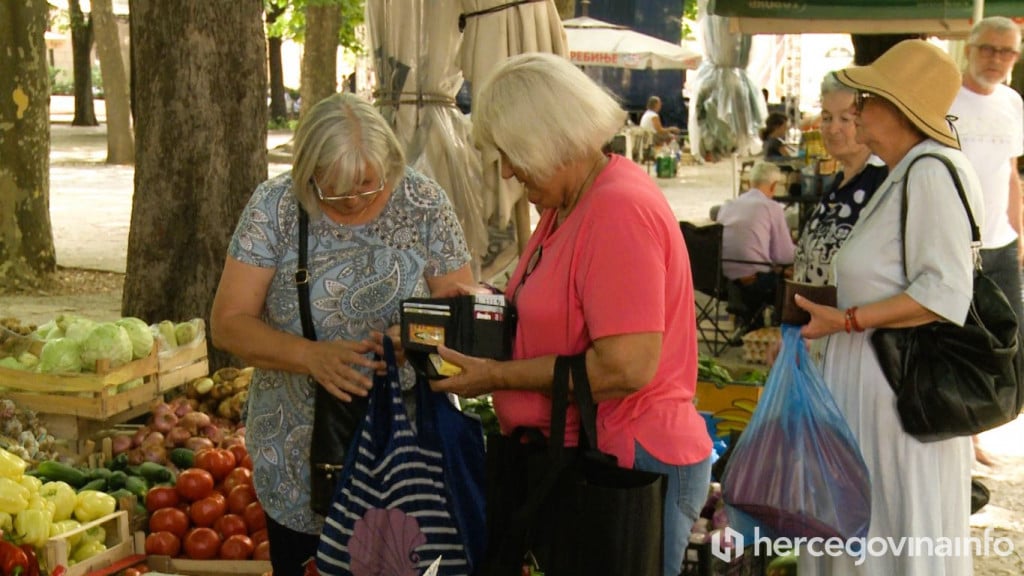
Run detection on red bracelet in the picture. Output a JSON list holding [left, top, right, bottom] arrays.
[[845, 307, 864, 333]]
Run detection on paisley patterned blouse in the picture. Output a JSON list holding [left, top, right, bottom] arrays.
[[227, 167, 471, 533]]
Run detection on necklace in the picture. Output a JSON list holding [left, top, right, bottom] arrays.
[[558, 155, 605, 222]]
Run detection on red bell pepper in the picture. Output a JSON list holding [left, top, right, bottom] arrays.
[[17, 546, 38, 576], [0, 540, 30, 576]]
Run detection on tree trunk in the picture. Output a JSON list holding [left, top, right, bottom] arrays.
[[299, 2, 340, 122], [127, 1, 267, 370], [0, 0, 56, 290], [553, 0, 576, 19], [69, 0, 98, 126], [91, 0, 134, 164], [266, 3, 287, 123]]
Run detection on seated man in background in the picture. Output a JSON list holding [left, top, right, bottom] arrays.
[[715, 161, 795, 330], [640, 96, 680, 144]]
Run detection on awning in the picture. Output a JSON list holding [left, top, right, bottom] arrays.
[[708, 0, 1024, 36]]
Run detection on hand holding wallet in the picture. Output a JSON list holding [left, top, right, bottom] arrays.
[[781, 280, 837, 325], [400, 294, 513, 379]]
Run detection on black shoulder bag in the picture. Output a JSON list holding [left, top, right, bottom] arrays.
[[482, 354, 666, 576], [871, 153, 1024, 441], [296, 208, 368, 515]]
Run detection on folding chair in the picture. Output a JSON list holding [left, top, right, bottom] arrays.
[[680, 222, 778, 356]]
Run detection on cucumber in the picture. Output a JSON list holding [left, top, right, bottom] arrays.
[[106, 470, 128, 491], [168, 448, 195, 469], [138, 462, 174, 484], [107, 453, 129, 471], [80, 478, 108, 492], [86, 467, 113, 482], [125, 475, 149, 500], [35, 460, 87, 488]]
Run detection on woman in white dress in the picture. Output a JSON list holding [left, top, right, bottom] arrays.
[[794, 40, 982, 575]]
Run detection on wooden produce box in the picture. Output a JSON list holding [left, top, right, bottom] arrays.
[[157, 336, 209, 391], [45, 511, 136, 576], [136, 533, 272, 576]]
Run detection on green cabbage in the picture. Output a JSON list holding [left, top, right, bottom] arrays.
[[115, 317, 154, 359], [64, 318, 97, 344], [17, 352, 38, 369], [38, 338, 83, 373], [80, 324, 133, 372], [0, 357, 26, 370]]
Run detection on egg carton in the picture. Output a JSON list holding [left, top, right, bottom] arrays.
[[741, 327, 781, 365]]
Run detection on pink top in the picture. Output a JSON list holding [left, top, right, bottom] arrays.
[[495, 155, 712, 468], [716, 189, 795, 279]]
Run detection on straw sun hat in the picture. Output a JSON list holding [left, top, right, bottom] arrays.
[[836, 39, 961, 149]]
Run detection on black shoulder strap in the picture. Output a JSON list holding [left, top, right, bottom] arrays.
[[899, 152, 981, 278], [296, 207, 317, 342]]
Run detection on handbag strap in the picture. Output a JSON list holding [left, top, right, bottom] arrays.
[[296, 207, 317, 342], [898, 152, 982, 278]]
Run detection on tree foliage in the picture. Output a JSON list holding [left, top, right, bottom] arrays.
[[265, 0, 364, 53]]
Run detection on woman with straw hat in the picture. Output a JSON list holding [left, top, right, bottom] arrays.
[[795, 40, 983, 574]]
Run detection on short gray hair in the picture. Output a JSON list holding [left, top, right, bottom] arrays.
[[291, 93, 406, 219], [750, 161, 782, 187], [471, 53, 627, 182], [968, 16, 1022, 45], [820, 71, 855, 98]]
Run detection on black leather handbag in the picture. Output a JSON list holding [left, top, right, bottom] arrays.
[[296, 208, 367, 515], [482, 354, 665, 576], [871, 153, 1024, 441]]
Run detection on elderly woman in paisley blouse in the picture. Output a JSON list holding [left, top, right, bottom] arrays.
[[210, 93, 474, 575]]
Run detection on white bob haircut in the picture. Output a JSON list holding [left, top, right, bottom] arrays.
[[749, 161, 783, 188], [290, 93, 406, 219], [471, 53, 627, 182]]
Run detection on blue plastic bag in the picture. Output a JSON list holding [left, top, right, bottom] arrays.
[[721, 325, 871, 540]]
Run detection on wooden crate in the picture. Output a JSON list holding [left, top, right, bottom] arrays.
[[157, 337, 209, 391], [695, 380, 762, 438], [45, 511, 136, 576], [0, 345, 160, 421], [136, 532, 272, 576]]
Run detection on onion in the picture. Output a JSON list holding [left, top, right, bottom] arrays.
[[200, 424, 225, 445], [221, 435, 246, 449], [166, 426, 192, 448], [142, 443, 167, 463], [151, 411, 178, 434], [112, 434, 133, 455], [127, 447, 145, 465], [184, 436, 215, 452], [153, 402, 173, 417], [179, 411, 212, 435], [171, 396, 193, 417], [132, 427, 149, 448], [143, 430, 165, 447]]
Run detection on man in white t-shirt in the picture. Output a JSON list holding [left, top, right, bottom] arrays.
[[949, 16, 1023, 467]]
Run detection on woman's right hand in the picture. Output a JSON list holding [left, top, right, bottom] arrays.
[[304, 339, 383, 402]]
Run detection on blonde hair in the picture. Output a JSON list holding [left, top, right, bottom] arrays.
[[291, 93, 405, 218], [471, 53, 627, 182]]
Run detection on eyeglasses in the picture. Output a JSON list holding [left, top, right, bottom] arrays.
[[510, 245, 542, 306], [972, 43, 1021, 60], [854, 92, 877, 113], [311, 176, 386, 202]]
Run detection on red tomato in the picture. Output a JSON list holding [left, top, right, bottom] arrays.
[[219, 534, 255, 560], [227, 484, 257, 516], [227, 444, 249, 468], [183, 527, 222, 560], [190, 495, 227, 527], [243, 500, 267, 533], [222, 467, 253, 494], [250, 529, 269, 547], [145, 531, 182, 557], [176, 468, 215, 502], [146, 486, 180, 512], [149, 507, 190, 538], [240, 454, 253, 470], [196, 448, 237, 482], [253, 540, 271, 561], [213, 514, 248, 539]]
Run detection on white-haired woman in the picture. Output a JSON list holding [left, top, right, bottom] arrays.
[[792, 73, 888, 286], [432, 53, 712, 576], [796, 40, 982, 575], [211, 93, 474, 575]]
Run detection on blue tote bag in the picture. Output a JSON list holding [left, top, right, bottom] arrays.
[[316, 337, 486, 576], [722, 325, 871, 540]]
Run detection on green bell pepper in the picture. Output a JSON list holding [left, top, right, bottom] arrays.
[[38, 482, 76, 522], [0, 478, 29, 515], [14, 507, 53, 548], [0, 448, 27, 479], [72, 490, 115, 523]]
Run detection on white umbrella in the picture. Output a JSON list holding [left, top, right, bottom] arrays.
[[563, 16, 702, 71]]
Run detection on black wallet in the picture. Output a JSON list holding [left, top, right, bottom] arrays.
[[780, 280, 838, 325], [400, 294, 513, 379]]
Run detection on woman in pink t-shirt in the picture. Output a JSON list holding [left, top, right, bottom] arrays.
[[432, 53, 712, 576]]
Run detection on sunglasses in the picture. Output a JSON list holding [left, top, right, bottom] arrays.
[[854, 92, 878, 112], [510, 245, 543, 306], [971, 43, 1020, 60], [311, 176, 386, 202]]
